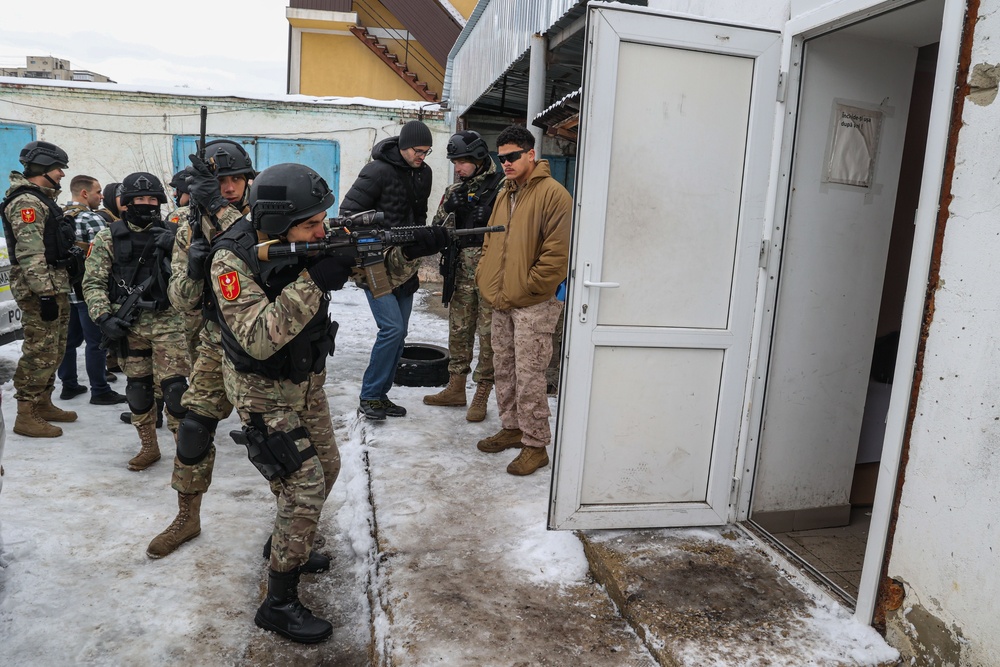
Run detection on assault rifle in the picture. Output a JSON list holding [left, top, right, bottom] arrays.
[[439, 213, 460, 306], [188, 105, 213, 242], [98, 273, 156, 351], [255, 211, 504, 299]]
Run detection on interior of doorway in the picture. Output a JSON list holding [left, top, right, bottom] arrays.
[[745, 1, 943, 606]]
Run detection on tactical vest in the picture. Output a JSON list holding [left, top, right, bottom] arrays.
[[108, 219, 172, 311], [212, 218, 336, 384], [0, 185, 77, 267], [452, 171, 504, 248]]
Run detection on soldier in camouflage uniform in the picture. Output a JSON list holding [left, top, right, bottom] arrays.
[[211, 163, 445, 642], [475, 126, 571, 476], [82, 172, 190, 471], [0, 141, 80, 437], [209, 163, 352, 644], [165, 168, 202, 366], [423, 131, 504, 422], [146, 142, 257, 559]]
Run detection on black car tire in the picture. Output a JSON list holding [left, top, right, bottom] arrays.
[[394, 343, 450, 387]]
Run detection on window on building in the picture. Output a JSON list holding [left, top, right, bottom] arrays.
[[172, 135, 341, 214]]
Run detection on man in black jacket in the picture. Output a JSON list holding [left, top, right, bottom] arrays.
[[340, 119, 433, 420]]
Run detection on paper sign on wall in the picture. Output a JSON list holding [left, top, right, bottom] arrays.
[[824, 102, 883, 188]]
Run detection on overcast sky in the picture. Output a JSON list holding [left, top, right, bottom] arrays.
[[0, 1, 290, 96]]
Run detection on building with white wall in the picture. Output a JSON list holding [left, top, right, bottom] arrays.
[[446, 1, 999, 664], [0, 78, 448, 213]]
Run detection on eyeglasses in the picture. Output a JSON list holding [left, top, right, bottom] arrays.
[[497, 150, 526, 164], [411, 147, 432, 157]]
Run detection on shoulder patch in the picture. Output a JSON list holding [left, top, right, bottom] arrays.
[[218, 271, 241, 301], [20, 208, 37, 223]]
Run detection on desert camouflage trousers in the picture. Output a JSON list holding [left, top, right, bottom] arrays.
[[121, 310, 191, 432], [171, 319, 233, 495], [447, 247, 493, 383], [10, 285, 69, 403], [492, 297, 564, 448], [223, 360, 340, 573]]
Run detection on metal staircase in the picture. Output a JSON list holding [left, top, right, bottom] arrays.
[[349, 25, 439, 102]]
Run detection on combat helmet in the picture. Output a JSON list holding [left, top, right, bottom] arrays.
[[119, 172, 168, 206], [19, 141, 69, 176], [249, 163, 333, 236], [169, 170, 190, 195], [203, 140, 255, 178], [446, 131, 489, 162]]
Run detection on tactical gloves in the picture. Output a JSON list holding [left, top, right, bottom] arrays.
[[150, 226, 176, 252], [185, 154, 229, 214], [308, 255, 356, 292], [97, 313, 130, 341], [187, 238, 212, 281], [39, 296, 59, 322], [443, 187, 468, 214], [402, 225, 451, 260]]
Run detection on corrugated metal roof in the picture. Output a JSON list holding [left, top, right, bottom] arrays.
[[446, 0, 582, 118], [446, 0, 646, 119]]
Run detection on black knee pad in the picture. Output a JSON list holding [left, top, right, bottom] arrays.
[[161, 376, 189, 419], [176, 412, 219, 465], [126, 375, 155, 415]]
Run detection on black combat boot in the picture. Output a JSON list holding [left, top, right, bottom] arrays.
[[262, 535, 331, 573], [254, 569, 333, 644]]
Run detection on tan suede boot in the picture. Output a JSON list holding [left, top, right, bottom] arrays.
[[476, 427, 523, 453], [506, 446, 550, 476], [423, 373, 468, 406], [129, 422, 161, 471], [466, 381, 493, 422], [35, 390, 78, 423], [146, 492, 202, 558], [13, 401, 62, 438]]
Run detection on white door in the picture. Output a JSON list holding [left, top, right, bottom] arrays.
[[550, 7, 780, 529]]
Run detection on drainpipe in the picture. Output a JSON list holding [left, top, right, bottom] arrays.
[[526, 33, 547, 151]]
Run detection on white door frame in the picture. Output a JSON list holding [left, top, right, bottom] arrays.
[[735, 0, 966, 624], [549, 7, 781, 530]]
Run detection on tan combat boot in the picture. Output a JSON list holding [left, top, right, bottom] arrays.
[[34, 390, 78, 423], [129, 422, 161, 471], [147, 492, 202, 558], [423, 373, 468, 406], [466, 381, 493, 422], [507, 446, 550, 476], [13, 401, 62, 438], [476, 427, 524, 453]]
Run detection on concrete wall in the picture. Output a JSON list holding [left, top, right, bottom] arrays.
[[0, 80, 450, 213], [885, 2, 1000, 665]]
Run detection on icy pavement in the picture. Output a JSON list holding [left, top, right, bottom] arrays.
[[0, 283, 899, 666]]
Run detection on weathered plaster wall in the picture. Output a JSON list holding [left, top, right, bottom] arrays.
[[0, 80, 449, 211], [887, 2, 1000, 665]]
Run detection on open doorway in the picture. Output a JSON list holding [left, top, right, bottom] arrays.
[[746, 0, 943, 605]]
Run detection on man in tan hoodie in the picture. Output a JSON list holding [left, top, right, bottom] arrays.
[[474, 126, 571, 476]]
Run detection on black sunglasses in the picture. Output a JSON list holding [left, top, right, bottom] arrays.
[[497, 150, 526, 164]]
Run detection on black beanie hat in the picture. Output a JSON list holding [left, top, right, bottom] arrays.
[[397, 120, 433, 150], [103, 182, 121, 214]]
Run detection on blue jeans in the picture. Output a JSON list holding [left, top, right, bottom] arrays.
[[360, 289, 413, 401], [57, 302, 112, 397]]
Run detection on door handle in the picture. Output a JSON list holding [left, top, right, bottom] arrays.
[[579, 262, 619, 323]]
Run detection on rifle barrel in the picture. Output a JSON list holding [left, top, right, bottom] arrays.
[[453, 225, 504, 236]]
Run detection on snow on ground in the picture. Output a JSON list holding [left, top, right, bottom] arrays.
[[0, 283, 901, 666]]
